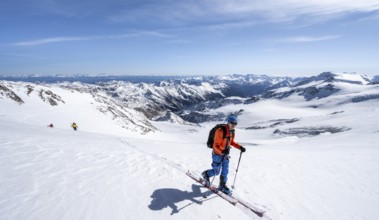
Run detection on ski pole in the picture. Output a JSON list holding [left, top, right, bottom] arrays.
[[231, 151, 243, 189]]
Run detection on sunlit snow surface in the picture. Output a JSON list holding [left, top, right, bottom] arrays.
[[1, 78, 379, 219]]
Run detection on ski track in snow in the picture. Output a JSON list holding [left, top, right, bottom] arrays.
[[0, 122, 265, 220], [117, 138, 268, 219]]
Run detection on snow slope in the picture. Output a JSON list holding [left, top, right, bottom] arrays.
[[0, 119, 261, 220], [1, 76, 379, 219], [0, 81, 154, 135]]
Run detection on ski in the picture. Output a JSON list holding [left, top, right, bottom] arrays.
[[232, 194, 266, 217], [186, 170, 238, 205], [186, 170, 265, 217]]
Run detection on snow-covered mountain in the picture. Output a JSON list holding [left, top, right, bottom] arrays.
[[1, 72, 378, 133], [263, 72, 378, 103], [0, 81, 156, 135], [1, 71, 379, 220], [0, 74, 291, 130], [371, 75, 379, 84]]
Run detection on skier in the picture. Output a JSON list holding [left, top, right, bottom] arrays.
[[71, 122, 78, 131], [47, 123, 54, 128], [202, 114, 246, 195]]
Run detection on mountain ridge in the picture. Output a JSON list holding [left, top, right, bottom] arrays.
[[1, 72, 378, 133]]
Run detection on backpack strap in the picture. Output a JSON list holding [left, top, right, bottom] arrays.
[[222, 125, 231, 155], [220, 125, 227, 139]]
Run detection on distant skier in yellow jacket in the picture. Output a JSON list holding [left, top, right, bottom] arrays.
[[71, 122, 78, 131]]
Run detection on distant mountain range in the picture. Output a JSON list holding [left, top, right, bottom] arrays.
[[1, 72, 378, 132]]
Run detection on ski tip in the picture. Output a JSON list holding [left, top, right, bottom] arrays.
[[256, 211, 265, 217]]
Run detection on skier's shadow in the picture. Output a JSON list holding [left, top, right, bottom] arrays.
[[148, 184, 207, 215]]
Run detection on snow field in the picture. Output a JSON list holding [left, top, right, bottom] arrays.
[[1, 78, 379, 219]]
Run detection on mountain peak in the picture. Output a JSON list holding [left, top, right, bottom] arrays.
[[302, 72, 370, 85]]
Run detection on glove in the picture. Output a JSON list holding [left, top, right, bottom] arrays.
[[240, 146, 246, 153]]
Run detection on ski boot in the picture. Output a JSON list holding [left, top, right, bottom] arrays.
[[219, 176, 232, 195], [201, 171, 210, 186]]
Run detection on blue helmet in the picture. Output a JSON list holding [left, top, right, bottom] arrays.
[[226, 115, 238, 124]]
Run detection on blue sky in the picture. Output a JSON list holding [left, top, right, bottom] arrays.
[[1, 0, 379, 77]]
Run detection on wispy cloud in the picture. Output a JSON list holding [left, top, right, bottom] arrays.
[[12, 37, 94, 46], [18, 1, 379, 31], [107, 1, 379, 26], [11, 31, 173, 46], [210, 0, 379, 21], [105, 1, 379, 33], [279, 35, 341, 43]]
